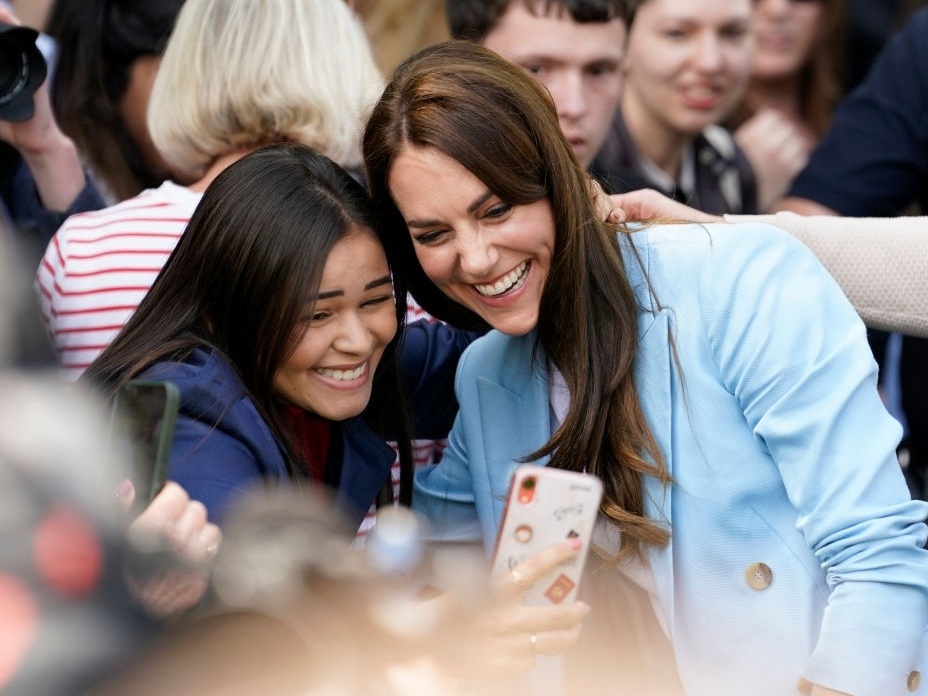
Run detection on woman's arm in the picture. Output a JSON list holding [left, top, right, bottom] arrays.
[[609, 188, 928, 338], [702, 223, 928, 694], [726, 211, 928, 338]]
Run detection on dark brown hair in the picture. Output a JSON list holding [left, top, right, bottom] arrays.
[[447, 0, 631, 42], [84, 143, 413, 505], [363, 40, 670, 554], [46, 0, 185, 199]]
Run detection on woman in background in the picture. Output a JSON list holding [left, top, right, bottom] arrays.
[[730, 0, 844, 210], [37, 0, 383, 381], [45, 0, 188, 201], [595, 0, 757, 214]]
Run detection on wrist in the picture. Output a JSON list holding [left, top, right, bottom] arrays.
[[18, 127, 78, 166], [19, 131, 87, 212]]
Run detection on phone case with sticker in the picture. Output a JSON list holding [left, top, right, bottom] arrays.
[[490, 464, 603, 605]]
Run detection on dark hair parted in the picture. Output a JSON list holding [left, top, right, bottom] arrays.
[[84, 143, 413, 505], [447, 0, 631, 42], [363, 40, 669, 554]]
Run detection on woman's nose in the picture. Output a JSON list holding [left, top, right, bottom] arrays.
[[456, 230, 498, 278]]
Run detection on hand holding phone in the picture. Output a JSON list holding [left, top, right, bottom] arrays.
[[490, 464, 603, 606]]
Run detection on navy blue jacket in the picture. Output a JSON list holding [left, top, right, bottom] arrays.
[[139, 319, 473, 527]]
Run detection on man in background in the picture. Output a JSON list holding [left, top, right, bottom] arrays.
[[447, 0, 645, 190]]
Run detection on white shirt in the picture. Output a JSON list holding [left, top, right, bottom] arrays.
[[35, 181, 202, 381]]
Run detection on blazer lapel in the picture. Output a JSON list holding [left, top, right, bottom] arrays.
[[625, 229, 676, 627], [636, 304, 676, 632], [475, 335, 553, 531]]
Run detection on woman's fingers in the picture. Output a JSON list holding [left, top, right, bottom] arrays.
[[497, 537, 581, 595], [123, 483, 219, 619], [132, 481, 190, 528], [168, 498, 222, 562], [610, 189, 721, 223], [526, 624, 585, 656], [128, 482, 221, 562], [115, 479, 136, 514], [589, 177, 624, 223]]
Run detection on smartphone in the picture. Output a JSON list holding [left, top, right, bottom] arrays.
[[490, 464, 603, 605], [109, 380, 180, 514]]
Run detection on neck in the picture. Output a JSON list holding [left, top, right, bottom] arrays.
[[621, 91, 691, 179], [744, 76, 802, 120], [188, 148, 260, 192]]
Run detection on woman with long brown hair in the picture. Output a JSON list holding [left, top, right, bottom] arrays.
[[363, 39, 928, 696]]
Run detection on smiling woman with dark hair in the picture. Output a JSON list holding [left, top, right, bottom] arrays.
[[83, 143, 468, 528]]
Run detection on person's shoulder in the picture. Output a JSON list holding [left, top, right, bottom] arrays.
[[453, 329, 537, 387], [627, 220, 801, 260], [57, 182, 199, 232], [623, 222, 808, 293], [877, 7, 928, 67], [140, 347, 248, 413], [905, 6, 928, 36]]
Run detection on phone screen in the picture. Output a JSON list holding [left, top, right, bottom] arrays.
[[110, 380, 180, 513]]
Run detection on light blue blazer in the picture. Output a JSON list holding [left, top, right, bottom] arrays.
[[413, 223, 928, 696]]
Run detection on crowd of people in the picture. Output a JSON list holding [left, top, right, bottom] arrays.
[[1, 0, 927, 694]]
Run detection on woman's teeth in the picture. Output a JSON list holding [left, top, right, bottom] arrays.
[[474, 261, 528, 297], [315, 364, 365, 381]]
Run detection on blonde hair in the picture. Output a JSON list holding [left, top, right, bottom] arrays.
[[148, 0, 384, 176]]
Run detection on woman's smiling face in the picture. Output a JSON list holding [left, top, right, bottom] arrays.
[[622, 0, 754, 136], [387, 144, 555, 336], [273, 228, 397, 421], [751, 0, 823, 81]]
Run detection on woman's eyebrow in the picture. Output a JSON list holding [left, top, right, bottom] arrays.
[[313, 274, 393, 300], [365, 274, 394, 291], [406, 189, 494, 228]]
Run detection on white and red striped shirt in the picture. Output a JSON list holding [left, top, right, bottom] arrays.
[[35, 181, 203, 382]]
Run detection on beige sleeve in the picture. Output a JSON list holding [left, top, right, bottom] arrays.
[[723, 212, 928, 338]]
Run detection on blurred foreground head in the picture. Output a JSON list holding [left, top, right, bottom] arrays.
[[0, 373, 156, 694], [0, 224, 156, 693], [95, 488, 489, 696]]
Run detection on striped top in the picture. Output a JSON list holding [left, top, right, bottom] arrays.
[[35, 181, 203, 382]]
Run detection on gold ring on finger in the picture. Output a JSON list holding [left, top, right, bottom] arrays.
[[510, 566, 530, 589]]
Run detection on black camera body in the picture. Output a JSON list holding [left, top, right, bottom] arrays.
[[0, 21, 47, 122]]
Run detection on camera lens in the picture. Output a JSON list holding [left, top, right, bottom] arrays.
[[0, 41, 29, 107], [0, 22, 47, 122]]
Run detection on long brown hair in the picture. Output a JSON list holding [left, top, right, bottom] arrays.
[[363, 40, 670, 554]]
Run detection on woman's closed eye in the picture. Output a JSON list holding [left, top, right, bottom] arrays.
[[362, 294, 394, 309], [484, 203, 513, 220], [412, 228, 451, 246]]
